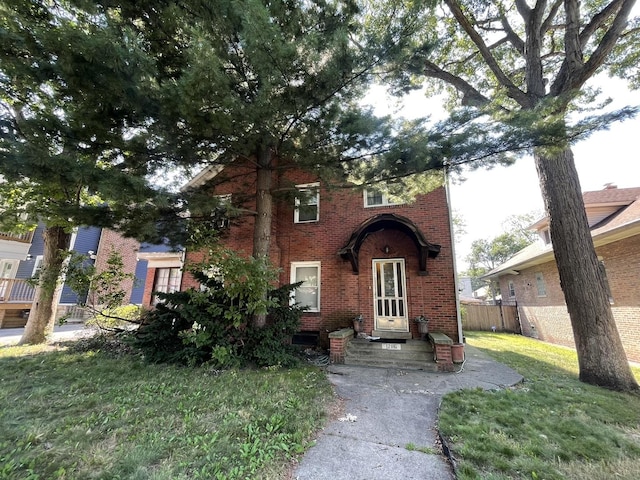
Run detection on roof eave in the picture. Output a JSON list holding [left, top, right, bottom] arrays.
[[487, 219, 640, 279]]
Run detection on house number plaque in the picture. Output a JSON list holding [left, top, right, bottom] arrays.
[[381, 343, 401, 350]]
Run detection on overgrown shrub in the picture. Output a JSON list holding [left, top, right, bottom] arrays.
[[134, 251, 305, 368], [86, 304, 143, 330]]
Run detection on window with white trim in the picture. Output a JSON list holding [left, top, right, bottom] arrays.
[[540, 228, 551, 245], [535, 272, 546, 297], [290, 262, 320, 312], [294, 183, 319, 223], [508, 280, 516, 298], [364, 189, 403, 208], [153, 267, 182, 304], [32, 255, 43, 278]]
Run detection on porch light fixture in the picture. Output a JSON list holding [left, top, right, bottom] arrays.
[[382, 245, 390, 254]]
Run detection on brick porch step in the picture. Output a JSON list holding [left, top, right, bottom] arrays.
[[344, 338, 437, 371]]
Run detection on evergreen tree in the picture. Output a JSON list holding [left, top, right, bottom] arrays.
[[0, 0, 177, 343], [375, 0, 639, 390], [94, 0, 454, 327]]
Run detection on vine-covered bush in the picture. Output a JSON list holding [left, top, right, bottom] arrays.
[[133, 251, 305, 368]]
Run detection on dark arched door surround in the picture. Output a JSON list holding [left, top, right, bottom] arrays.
[[338, 213, 441, 275]]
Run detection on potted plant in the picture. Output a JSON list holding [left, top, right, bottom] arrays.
[[352, 314, 364, 334], [414, 315, 429, 338]]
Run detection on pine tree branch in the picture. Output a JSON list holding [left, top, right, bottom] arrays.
[[515, 0, 532, 22], [422, 60, 492, 108], [541, 0, 564, 34], [551, 0, 636, 96], [500, 13, 525, 54], [444, 0, 530, 107]]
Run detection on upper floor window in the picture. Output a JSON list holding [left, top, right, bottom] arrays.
[[294, 183, 319, 223], [364, 189, 403, 208], [540, 228, 551, 245], [535, 272, 547, 297], [32, 255, 44, 278], [214, 194, 233, 229]]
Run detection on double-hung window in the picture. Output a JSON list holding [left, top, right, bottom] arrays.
[[294, 183, 319, 223], [290, 262, 320, 312], [153, 267, 182, 304], [364, 189, 402, 208]]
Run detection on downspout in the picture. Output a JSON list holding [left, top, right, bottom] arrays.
[[444, 165, 464, 344]]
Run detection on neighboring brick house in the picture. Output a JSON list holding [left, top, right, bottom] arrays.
[[0, 225, 153, 328], [486, 185, 640, 363], [141, 162, 461, 345]]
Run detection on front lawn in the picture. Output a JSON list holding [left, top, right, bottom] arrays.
[[439, 332, 640, 480], [0, 341, 334, 479]]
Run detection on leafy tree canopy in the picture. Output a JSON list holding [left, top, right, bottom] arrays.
[[0, 0, 183, 241]]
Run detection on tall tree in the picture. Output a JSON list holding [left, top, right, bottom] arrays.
[[95, 0, 452, 326], [379, 0, 639, 390], [0, 0, 176, 344]]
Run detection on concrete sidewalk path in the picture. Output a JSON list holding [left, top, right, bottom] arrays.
[[0, 323, 95, 346], [294, 344, 523, 480]]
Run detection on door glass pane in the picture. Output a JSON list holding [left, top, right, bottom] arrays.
[[383, 263, 395, 297], [391, 300, 397, 316], [377, 299, 382, 316], [396, 263, 403, 297], [384, 299, 389, 316], [399, 300, 404, 317], [375, 263, 382, 297]]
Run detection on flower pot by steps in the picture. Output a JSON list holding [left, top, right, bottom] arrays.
[[451, 343, 465, 363]]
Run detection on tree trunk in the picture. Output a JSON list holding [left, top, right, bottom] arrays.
[[19, 226, 72, 345], [534, 147, 638, 391], [252, 147, 274, 328]]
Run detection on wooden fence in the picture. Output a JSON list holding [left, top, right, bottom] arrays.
[[463, 303, 520, 333]]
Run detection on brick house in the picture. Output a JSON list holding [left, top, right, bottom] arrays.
[[486, 185, 640, 363], [139, 162, 462, 360], [0, 224, 153, 328]]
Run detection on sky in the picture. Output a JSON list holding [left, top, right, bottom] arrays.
[[364, 77, 640, 270]]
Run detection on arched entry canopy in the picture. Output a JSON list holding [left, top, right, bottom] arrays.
[[338, 213, 441, 275]]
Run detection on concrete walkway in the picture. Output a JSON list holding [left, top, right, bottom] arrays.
[[0, 323, 94, 346], [294, 345, 523, 480]]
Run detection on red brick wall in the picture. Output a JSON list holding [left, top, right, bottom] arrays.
[[183, 163, 458, 341], [94, 229, 140, 304], [498, 235, 640, 362]]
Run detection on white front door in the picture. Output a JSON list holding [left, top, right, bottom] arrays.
[[373, 259, 408, 332]]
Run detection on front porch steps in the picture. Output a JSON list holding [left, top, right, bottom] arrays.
[[344, 338, 437, 371], [370, 330, 412, 339]]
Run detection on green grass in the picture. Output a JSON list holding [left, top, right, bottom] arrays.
[[0, 340, 334, 479], [439, 332, 640, 480]]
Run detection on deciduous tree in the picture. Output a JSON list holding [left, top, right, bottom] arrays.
[[379, 0, 639, 390]]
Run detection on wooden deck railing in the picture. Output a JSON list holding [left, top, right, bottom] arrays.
[[0, 278, 36, 304], [0, 230, 35, 243]]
